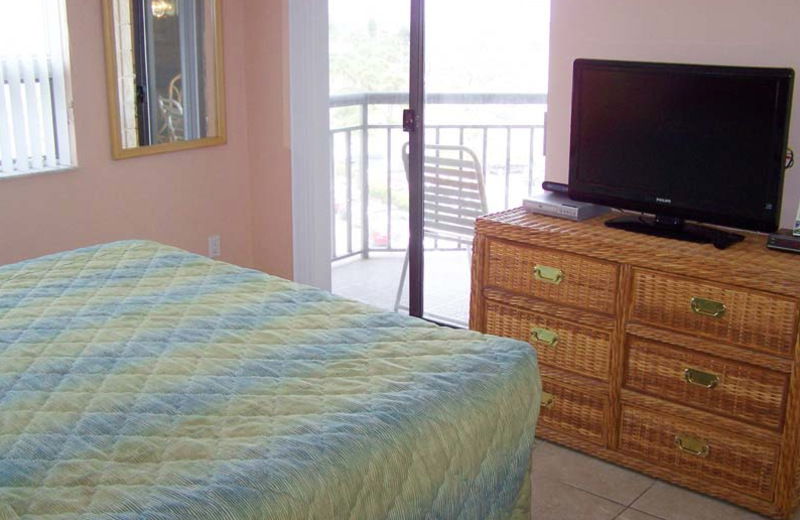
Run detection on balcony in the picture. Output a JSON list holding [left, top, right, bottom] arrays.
[[330, 91, 547, 325]]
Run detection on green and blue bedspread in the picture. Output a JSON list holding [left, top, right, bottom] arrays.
[[0, 241, 541, 519]]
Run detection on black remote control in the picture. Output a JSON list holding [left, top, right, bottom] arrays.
[[542, 181, 569, 194]]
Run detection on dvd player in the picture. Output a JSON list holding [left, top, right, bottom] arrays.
[[523, 191, 610, 222]]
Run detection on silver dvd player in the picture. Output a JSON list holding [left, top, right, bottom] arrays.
[[523, 191, 611, 222]]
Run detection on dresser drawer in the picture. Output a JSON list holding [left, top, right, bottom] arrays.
[[625, 337, 788, 430], [486, 240, 619, 314], [486, 301, 611, 381], [540, 378, 606, 445], [620, 405, 778, 500], [630, 270, 798, 357]]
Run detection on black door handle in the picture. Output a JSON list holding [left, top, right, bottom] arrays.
[[402, 109, 416, 133]]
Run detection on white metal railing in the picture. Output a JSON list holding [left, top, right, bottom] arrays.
[[330, 92, 547, 261]]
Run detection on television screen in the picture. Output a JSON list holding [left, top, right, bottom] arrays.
[[568, 59, 794, 233]]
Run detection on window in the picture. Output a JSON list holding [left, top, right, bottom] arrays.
[[0, 0, 74, 177]]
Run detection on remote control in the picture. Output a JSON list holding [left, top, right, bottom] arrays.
[[542, 181, 569, 194], [767, 233, 800, 254]]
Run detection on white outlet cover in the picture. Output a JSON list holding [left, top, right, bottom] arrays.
[[208, 235, 221, 258]]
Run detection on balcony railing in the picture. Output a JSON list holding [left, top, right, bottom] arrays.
[[330, 91, 547, 262]]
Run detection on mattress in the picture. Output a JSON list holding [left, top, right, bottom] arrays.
[[0, 241, 541, 520]]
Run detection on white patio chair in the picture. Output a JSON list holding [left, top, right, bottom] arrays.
[[157, 74, 184, 143], [394, 143, 489, 312]]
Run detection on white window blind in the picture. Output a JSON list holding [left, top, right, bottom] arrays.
[[0, 0, 73, 177]]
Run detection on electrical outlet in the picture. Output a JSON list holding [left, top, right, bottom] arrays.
[[208, 235, 221, 258]]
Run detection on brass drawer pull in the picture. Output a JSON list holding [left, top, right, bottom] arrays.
[[674, 434, 710, 458], [531, 327, 560, 347], [691, 297, 726, 318], [541, 391, 556, 409], [533, 265, 564, 285], [684, 368, 720, 389]]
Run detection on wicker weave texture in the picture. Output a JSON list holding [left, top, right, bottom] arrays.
[[486, 239, 619, 315], [475, 208, 800, 298], [631, 269, 798, 357], [620, 405, 779, 500], [625, 337, 789, 430], [621, 389, 780, 446], [485, 289, 616, 331], [626, 322, 794, 374], [540, 379, 606, 446], [485, 301, 611, 381], [471, 209, 800, 518]]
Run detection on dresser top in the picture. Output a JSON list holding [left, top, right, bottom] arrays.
[[476, 208, 800, 298]]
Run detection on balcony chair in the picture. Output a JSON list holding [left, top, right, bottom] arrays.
[[156, 74, 184, 144], [394, 143, 489, 313]]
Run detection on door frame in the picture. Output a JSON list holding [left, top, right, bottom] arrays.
[[406, 0, 425, 318], [289, 0, 333, 291], [291, 0, 428, 318]]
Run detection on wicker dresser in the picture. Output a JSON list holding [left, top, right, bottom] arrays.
[[470, 208, 800, 519]]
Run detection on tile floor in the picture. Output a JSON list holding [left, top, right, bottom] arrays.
[[332, 250, 472, 326], [531, 440, 796, 520]]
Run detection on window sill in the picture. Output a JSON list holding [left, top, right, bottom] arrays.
[[0, 165, 77, 181]]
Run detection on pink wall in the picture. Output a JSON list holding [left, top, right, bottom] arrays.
[[0, 0, 294, 277], [10, 1, 800, 273], [244, 0, 294, 279], [547, 0, 800, 229]]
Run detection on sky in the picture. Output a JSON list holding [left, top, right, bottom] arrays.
[[0, 0, 51, 57], [329, 0, 551, 94]]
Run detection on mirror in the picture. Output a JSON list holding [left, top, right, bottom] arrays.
[[102, 0, 226, 159]]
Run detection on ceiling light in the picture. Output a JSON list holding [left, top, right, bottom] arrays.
[[151, 0, 176, 19]]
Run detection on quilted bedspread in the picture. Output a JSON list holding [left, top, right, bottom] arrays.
[[0, 241, 541, 520]]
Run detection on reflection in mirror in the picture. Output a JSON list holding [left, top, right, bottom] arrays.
[[103, 0, 225, 158]]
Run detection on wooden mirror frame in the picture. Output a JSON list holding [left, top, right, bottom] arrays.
[[101, 0, 227, 159]]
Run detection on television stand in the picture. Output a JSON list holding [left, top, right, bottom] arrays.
[[471, 208, 800, 519], [604, 214, 745, 250]]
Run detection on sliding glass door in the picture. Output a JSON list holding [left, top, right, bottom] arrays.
[[419, 0, 549, 325], [329, 0, 414, 313], [330, 0, 549, 325]]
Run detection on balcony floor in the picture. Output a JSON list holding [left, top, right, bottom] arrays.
[[332, 250, 472, 327]]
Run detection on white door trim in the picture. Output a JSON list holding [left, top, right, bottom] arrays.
[[289, 0, 332, 290]]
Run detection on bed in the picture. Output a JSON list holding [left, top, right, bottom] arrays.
[[0, 241, 541, 519]]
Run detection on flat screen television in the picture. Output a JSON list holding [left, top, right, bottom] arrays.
[[568, 58, 794, 249]]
